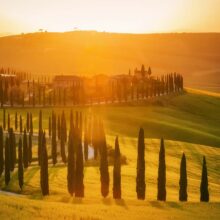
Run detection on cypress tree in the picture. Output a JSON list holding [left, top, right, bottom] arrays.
[[157, 138, 166, 201], [67, 129, 75, 196], [3, 108, 6, 130], [57, 115, 61, 140], [15, 112, 18, 131], [18, 138, 23, 190], [0, 126, 3, 176], [200, 156, 209, 202], [113, 136, 121, 199], [9, 128, 16, 171], [60, 111, 67, 163], [20, 115, 23, 133], [7, 113, 10, 131], [38, 129, 43, 166], [75, 142, 84, 197], [84, 118, 88, 161], [48, 116, 51, 137], [5, 137, 10, 185], [26, 112, 29, 132], [23, 129, 28, 168], [40, 132, 49, 196], [30, 113, 33, 135], [39, 110, 42, 131], [28, 133, 32, 164], [179, 153, 187, 201], [136, 127, 145, 200], [99, 122, 109, 198], [51, 112, 57, 165]]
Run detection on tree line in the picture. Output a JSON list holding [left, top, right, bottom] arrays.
[[0, 66, 184, 107]]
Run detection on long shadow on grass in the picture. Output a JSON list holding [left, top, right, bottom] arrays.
[[115, 199, 128, 209], [102, 197, 112, 205]]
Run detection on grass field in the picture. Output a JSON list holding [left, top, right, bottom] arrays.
[[0, 89, 220, 219]]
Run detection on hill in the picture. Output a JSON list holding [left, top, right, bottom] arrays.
[[0, 32, 220, 91], [0, 89, 220, 219]]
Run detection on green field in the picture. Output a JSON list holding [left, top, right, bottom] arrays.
[[0, 89, 220, 219]]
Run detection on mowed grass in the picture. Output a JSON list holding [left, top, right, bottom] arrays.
[[0, 89, 220, 219]]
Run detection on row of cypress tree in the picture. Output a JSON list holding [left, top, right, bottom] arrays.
[[136, 128, 209, 202]]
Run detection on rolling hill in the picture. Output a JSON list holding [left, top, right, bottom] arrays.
[[0, 32, 220, 91]]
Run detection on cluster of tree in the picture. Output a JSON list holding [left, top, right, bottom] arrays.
[[0, 109, 209, 202], [0, 66, 184, 107], [0, 125, 33, 189], [136, 128, 209, 202]]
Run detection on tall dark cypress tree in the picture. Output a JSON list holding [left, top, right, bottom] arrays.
[[84, 118, 88, 161], [28, 133, 32, 164], [157, 138, 166, 201], [48, 116, 51, 137], [23, 129, 28, 168], [38, 128, 43, 166], [8, 128, 15, 171], [60, 111, 67, 163], [57, 115, 61, 140], [179, 153, 187, 201], [39, 110, 42, 131], [51, 112, 57, 165], [5, 137, 10, 185], [40, 132, 49, 196], [15, 112, 18, 131], [67, 129, 75, 196], [30, 113, 33, 135], [99, 122, 109, 198], [0, 126, 3, 176], [3, 108, 6, 130], [20, 115, 23, 133], [18, 138, 23, 190], [75, 142, 84, 197], [136, 128, 145, 200], [200, 156, 209, 202], [26, 112, 29, 132], [7, 113, 10, 131], [113, 136, 121, 199]]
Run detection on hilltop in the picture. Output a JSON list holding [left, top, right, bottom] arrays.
[[0, 31, 220, 91]]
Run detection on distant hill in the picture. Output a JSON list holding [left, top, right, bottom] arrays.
[[0, 31, 220, 90]]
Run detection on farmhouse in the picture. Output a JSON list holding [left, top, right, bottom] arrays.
[[53, 75, 81, 88]]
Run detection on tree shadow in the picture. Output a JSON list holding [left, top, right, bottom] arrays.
[[102, 197, 112, 205], [115, 198, 128, 209], [149, 201, 167, 209], [72, 197, 83, 204]]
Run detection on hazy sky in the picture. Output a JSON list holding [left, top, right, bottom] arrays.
[[0, 0, 220, 35]]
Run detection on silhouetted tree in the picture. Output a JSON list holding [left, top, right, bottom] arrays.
[[113, 136, 121, 199], [48, 116, 51, 137], [23, 129, 28, 168], [30, 113, 33, 135], [3, 108, 6, 130], [4, 137, 10, 185], [75, 142, 84, 197], [18, 138, 23, 190], [157, 138, 166, 201], [20, 115, 23, 133], [200, 156, 209, 202], [15, 112, 18, 131], [51, 112, 57, 165], [28, 133, 32, 164], [67, 129, 75, 196], [38, 129, 43, 166], [9, 128, 15, 171], [84, 117, 88, 161], [40, 132, 49, 195], [26, 112, 29, 132], [179, 153, 187, 201], [99, 122, 109, 198], [136, 127, 145, 200], [7, 113, 10, 131], [39, 110, 42, 131], [0, 126, 3, 176]]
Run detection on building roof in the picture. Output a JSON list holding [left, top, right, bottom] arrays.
[[53, 75, 80, 82]]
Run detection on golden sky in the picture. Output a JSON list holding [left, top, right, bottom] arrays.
[[0, 0, 219, 35]]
